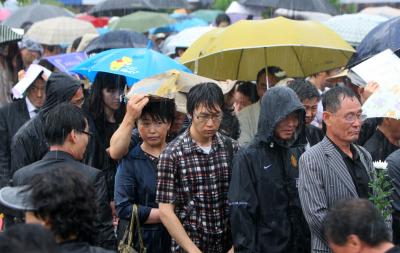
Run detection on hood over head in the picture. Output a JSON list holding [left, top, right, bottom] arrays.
[[40, 72, 82, 116], [254, 86, 306, 148]]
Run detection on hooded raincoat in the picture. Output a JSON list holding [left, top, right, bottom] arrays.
[[228, 86, 310, 253]]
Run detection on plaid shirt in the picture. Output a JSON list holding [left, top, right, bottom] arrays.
[[156, 129, 238, 253]]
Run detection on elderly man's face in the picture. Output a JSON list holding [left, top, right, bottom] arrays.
[[324, 97, 363, 144]]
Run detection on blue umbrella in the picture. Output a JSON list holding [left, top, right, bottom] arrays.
[[71, 48, 192, 86], [150, 15, 208, 34], [348, 16, 400, 66]]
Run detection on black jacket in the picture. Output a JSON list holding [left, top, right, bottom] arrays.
[[364, 128, 398, 161], [115, 145, 171, 253], [305, 124, 324, 147], [12, 151, 115, 249], [228, 87, 310, 253], [10, 73, 100, 174], [0, 99, 30, 187], [10, 73, 82, 173], [386, 150, 400, 244]]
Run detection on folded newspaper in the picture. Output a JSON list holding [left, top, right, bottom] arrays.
[[350, 49, 400, 89]]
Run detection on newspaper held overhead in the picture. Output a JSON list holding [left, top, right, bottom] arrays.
[[11, 64, 51, 99], [351, 49, 400, 89]]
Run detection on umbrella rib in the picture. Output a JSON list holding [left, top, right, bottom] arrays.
[[235, 49, 244, 80], [291, 46, 306, 77]]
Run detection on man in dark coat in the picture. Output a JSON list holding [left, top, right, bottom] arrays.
[[1, 168, 115, 253], [364, 118, 400, 161], [0, 74, 46, 187], [386, 149, 400, 244], [228, 86, 310, 253], [10, 72, 85, 174], [12, 103, 115, 249]]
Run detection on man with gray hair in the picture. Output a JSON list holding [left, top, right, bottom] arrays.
[[298, 86, 375, 253]]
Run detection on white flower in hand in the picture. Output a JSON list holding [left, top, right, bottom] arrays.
[[373, 160, 388, 170]]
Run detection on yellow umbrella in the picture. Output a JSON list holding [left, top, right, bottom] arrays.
[[180, 17, 355, 80]]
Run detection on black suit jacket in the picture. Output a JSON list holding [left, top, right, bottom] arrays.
[[12, 151, 115, 249], [0, 99, 30, 187]]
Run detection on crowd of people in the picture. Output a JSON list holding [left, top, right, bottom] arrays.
[[0, 9, 400, 253]]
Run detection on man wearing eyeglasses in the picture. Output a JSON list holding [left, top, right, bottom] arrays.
[[298, 86, 375, 253], [157, 82, 239, 253], [11, 102, 115, 250]]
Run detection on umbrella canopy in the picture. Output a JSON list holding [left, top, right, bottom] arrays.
[[84, 30, 155, 54], [25, 17, 98, 45], [0, 24, 22, 44], [88, 0, 154, 17], [180, 17, 355, 80], [89, 0, 188, 17], [2, 3, 73, 28], [161, 26, 214, 56], [147, 0, 189, 9], [0, 8, 11, 21], [239, 0, 338, 15], [361, 6, 400, 18], [348, 17, 400, 66], [76, 14, 109, 28], [323, 13, 388, 47], [45, 52, 88, 75], [362, 85, 400, 120], [191, 9, 223, 23], [71, 48, 192, 86], [108, 11, 176, 33]]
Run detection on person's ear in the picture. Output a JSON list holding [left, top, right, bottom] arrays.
[[323, 111, 332, 127], [346, 234, 363, 251], [68, 129, 78, 144], [43, 217, 52, 230]]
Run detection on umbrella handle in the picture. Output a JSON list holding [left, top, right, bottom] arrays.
[[264, 47, 269, 90]]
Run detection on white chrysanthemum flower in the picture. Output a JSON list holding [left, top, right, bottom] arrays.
[[373, 160, 388, 170]]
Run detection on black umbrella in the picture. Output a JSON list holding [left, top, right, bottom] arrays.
[[88, 0, 155, 17], [84, 30, 159, 54], [147, 0, 189, 9], [239, 0, 338, 15], [2, 3, 73, 28]]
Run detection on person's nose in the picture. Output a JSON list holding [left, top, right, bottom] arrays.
[[37, 89, 44, 98], [305, 108, 312, 118]]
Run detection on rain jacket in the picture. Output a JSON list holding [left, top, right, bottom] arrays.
[[228, 86, 311, 253]]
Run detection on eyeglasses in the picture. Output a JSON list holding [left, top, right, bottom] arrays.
[[78, 130, 93, 137], [194, 113, 223, 123], [331, 112, 367, 123]]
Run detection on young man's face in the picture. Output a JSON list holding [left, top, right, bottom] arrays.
[[274, 111, 299, 141], [27, 78, 46, 108], [191, 104, 223, 140], [302, 98, 319, 125]]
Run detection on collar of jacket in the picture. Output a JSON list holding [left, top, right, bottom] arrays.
[[320, 136, 374, 196], [44, 150, 76, 161]]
